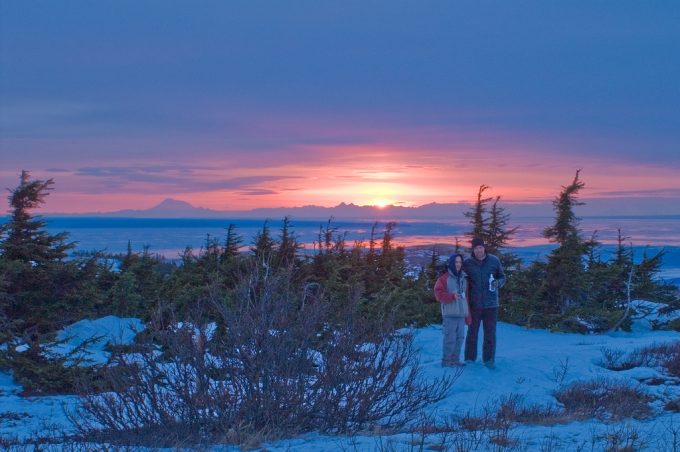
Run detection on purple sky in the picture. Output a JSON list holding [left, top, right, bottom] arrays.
[[1, 1, 679, 213]]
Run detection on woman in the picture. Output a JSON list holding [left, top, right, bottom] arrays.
[[434, 253, 471, 367]]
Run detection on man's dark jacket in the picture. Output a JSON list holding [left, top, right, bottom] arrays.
[[463, 254, 506, 309]]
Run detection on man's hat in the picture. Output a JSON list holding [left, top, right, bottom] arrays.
[[471, 237, 485, 248]]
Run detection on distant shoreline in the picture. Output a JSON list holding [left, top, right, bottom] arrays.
[[2, 215, 679, 276]]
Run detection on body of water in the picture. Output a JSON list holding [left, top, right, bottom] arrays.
[[2, 215, 679, 277]]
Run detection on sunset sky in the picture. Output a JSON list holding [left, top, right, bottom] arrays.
[[1, 1, 679, 213]]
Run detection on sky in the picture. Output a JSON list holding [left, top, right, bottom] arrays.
[[1, 1, 679, 213]]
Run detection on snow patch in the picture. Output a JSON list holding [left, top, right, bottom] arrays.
[[44, 316, 144, 366]]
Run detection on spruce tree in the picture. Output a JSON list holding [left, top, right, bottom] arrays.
[[1, 170, 73, 262], [632, 248, 676, 303], [420, 246, 442, 300], [464, 185, 492, 245], [543, 170, 584, 245], [200, 233, 221, 272], [319, 218, 338, 254], [427, 246, 441, 278], [541, 170, 588, 314], [120, 240, 138, 272], [484, 196, 520, 269], [276, 216, 299, 268], [463, 186, 518, 268], [363, 222, 380, 290], [610, 230, 633, 304], [251, 220, 276, 260], [0, 171, 80, 335], [250, 220, 277, 288], [222, 224, 242, 262], [380, 221, 405, 284]]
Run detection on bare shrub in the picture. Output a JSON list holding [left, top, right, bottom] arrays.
[[69, 264, 455, 447], [600, 341, 680, 378], [487, 417, 518, 451], [446, 412, 488, 451], [539, 433, 562, 452], [398, 398, 572, 452], [554, 378, 653, 420], [660, 343, 680, 377], [599, 347, 637, 371], [458, 407, 496, 434], [0, 411, 29, 422], [662, 417, 680, 452], [595, 423, 648, 452], [494, 393, 566, 426], [436, 395, 564, 451], [665, 397, 680, 413], [550, 357, 570, 386], [0, 431, 113, 451], [456, 394, 567, 432], [399, 410, 512, 452]]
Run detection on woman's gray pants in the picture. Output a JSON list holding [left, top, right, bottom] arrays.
[[442, 316, 466, 365]]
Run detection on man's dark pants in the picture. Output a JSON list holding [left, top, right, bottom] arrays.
[[464, 307, 498, 363]]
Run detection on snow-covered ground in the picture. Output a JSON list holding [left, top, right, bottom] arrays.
[[265, 310, 680, 452], [46, 315, 144, 366], [1, 308, 680, 450], [0, 316, 144, 443]]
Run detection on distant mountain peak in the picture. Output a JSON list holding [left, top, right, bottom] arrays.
[[150, 198, 196, 211]]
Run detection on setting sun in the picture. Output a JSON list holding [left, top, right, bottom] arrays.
[[371, 199, 392, 208], [350, 182, 401, 208]]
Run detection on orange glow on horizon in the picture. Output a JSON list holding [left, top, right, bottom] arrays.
[[14, 142, 680, 214]]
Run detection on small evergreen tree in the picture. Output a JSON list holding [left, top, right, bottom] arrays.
[[464, 185, 492, 245], [252, 221, 275, 256], [486, 197, 518, 255], [275, 216, 300, 269], [463, 186, 517, 262], [251, 220, 276, 273], [582, 231, 618, 310], [632, 248, 676, 303], [120, 240, 137, 272], [363, 222, 381, 293], [199, 233, 221, 273], [0, 171, 80, 334], [379, 222, 403, 280], [425, 246, 441, 280], [367, 222, 379, 260], [543, 169, 585, 245], [118, 246, 166, 318], [609, 230, 633, 305], [541, 170, 589, 314], [221, 223, 242, 264], [415, 246, 444, 322], [0, 170, 73, 262], [0, 172, 111, 394]]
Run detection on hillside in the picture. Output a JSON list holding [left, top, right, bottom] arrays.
[[2, 304, 680, 450]]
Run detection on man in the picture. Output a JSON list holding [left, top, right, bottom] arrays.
[[463, 237, 506, 368]]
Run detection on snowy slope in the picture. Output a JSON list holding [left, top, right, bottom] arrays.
[[1, 311, 679, 450], [0, 317, 144, 441], [264, 305, 680, 451]]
